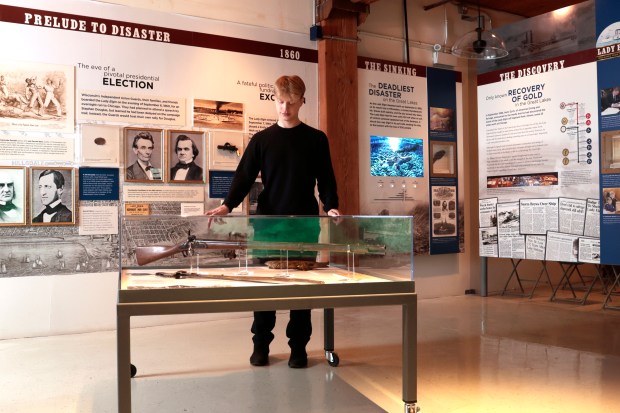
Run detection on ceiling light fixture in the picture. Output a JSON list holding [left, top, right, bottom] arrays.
[[451, 2, 508, 60]]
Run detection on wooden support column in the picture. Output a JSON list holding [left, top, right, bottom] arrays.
[[317, 9, 361, 215]]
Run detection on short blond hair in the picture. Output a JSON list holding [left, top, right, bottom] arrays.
[[274, 75, 305, 99]]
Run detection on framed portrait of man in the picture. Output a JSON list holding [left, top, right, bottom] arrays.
[[166, 130, 206, 183], [30, 167, 75, 226], [124, 128, 164, 182], [0, 166, 27, 226]]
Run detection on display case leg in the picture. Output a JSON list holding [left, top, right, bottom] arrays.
[[403, 299, 417, 410], [117, 309, 132, 413], [323, 308, 339, 366]]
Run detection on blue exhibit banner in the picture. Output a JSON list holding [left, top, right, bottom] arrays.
[[78, 167, 119, 201], [427, 67, 460, 255], [596, 0, 620, 265]]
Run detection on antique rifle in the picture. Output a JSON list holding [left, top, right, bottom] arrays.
[[134, 234, 385, 266], [152, 270, 326, 284]]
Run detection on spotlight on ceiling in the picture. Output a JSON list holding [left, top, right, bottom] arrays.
[[451, 3, 508, 60]]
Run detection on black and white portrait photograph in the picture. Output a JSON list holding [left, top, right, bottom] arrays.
[[30, 167, 75, 226], [124, 128, 164, 182], [0, 167, 26, 226], [167, 130, 206, 183]]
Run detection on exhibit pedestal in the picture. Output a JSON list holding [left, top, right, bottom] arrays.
[[117, 215, 417, 412]]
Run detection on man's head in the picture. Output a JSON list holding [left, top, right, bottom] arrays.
[[274, 75, 305, 127], [132, 131, 155, 163], [175, 135, 198, 164], [613, 87, 620, 96], [38, 169, 65, 206], [0, 171, 15, 205]]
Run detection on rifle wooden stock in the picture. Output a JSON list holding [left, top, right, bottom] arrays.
[[135, 244, 185, 266]]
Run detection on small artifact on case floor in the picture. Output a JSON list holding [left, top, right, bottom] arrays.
[[265, 260, 328, 271]]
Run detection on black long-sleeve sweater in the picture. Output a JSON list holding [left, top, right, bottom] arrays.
[[223, 122, 339, 215]]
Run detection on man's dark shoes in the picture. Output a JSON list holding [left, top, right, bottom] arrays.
[[250, 347, 269, 366], [288, 348, 308, 368]]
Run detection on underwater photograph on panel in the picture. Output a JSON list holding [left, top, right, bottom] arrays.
[[370, 136, 424, 177]]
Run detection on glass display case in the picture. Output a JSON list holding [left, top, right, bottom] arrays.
[[117, 215, 417, 413]]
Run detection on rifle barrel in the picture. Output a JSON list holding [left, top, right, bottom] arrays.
[[134, 239, 386, 266], [192, 239, 385, 255]]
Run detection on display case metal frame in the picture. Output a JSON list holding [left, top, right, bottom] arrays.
[[117, 277, 417, 412], [117, 214, 417, 412]]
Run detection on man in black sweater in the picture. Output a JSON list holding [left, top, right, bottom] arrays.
[[206, 75, 340, 368]]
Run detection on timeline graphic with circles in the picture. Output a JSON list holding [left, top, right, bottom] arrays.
[[559, 101, 594, 166]]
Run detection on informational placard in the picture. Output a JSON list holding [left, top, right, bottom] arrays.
[[479, 197, 498, 228], [123, 185, 204, 203], [358, 57, 429, 218], [525, 235, 547, 261], [479, 227, 498, 257], [0, 134, 74, 164], [357, 57, 463, 255], [584, 197, 600, 237], [476, 2, 603, 264], [558, 197, 587, 235], [544, 231, 580, 263], [578, 237, 600, 264], [209, 170, 235, 199], [519, 198, 558, 235], [497, 201, 525, 259], [79, 167, 119, 201], [78, 205, 119, 235]]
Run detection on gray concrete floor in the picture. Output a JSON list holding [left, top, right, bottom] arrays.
[[2, 293, 620, 412]]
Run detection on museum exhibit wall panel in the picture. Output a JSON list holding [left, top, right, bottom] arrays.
[[0, 0, 508, 338], [475, 1, 608, 265], [595, 0, 620, 264], [0, 0, 320, 338], [357, 58, 464, 256]]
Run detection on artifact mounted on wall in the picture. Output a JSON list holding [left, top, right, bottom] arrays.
[[217, 142, 240, 156]]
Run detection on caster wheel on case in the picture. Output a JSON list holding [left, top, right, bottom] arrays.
[[130, 364, 137, 378], [404, 402, 419, 413], [325, 351, 340, 367]]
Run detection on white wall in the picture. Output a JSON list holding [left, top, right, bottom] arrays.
[[0, 0, 524, 339], [110, 0, 500, 298]]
